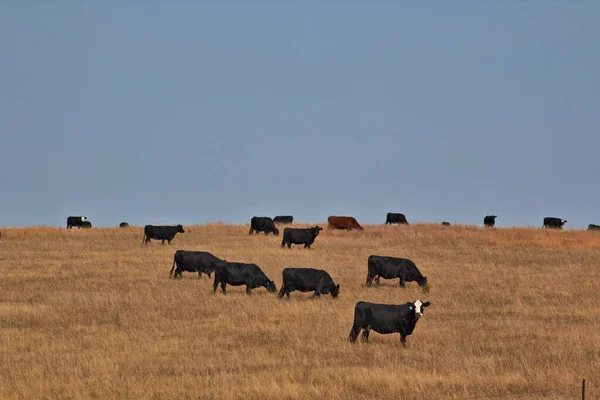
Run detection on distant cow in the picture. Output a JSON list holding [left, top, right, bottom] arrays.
[[588, 224, 600, 231], [213, 261, 276, 295], [249, 217, 279, 236], [543, 217, 567, 229], [67, 216, 87, 229], [385, 213, 409, 225], [278, 268, 340, 299], [281, 226, 323, 249], [484, 215, 497, 227], [328, 216, 363, 231], [273, 215, 293, 224], [366, 255, 428, 289], [348, 300, 431, 345], [441, 222, 451, 226], [80, 221, 92, 229], [143, 224, 185, 245], [170, 250, 223, 279], [119, 222, 129, 228]]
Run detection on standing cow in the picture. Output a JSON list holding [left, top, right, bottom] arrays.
[[67, 216, 87, 229], [273, 215, 294, 224], [385, 213, 409, 225], [366, 255, 428, 289], [119, 222, 129, 228], [543, 217, 567, 229], [348, 300, 431, 345], [588, 224, 600, 231], [278, 268, 340, 298], [441, 222, 451, 226], [249, 217, 279, 236], [212, 261, 277, 295], [281, 226, 323, 249], [143, 224, 185, 245], [328, 216, 364, 231], [484, 215, 497, 227], [170, 250, 224, 279]]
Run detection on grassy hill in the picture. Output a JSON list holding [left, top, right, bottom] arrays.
[[1, 224, 599, 399]]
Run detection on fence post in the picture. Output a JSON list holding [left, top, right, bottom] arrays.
[[582, 378, 585, 400]]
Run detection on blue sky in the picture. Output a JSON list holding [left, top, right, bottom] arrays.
[[1, 1, 599, 228]]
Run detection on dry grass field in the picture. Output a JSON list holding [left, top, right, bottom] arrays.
[[1, 223, 600, 399]]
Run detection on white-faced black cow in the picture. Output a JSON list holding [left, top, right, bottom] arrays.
[[143, 224, 185, 245], [273, 215, 294, 224], [543, 217, 567, 229], [281, 226, 323, 249], [170, 250, 223, 279], [278, 268, 339, 299], [588, 224, 600, 231], [366, 255, 428, 289], [348, 300, 431, 346], [212, 261, 277, 295], [249, 217, 279, 236], [67, 216, 87, 229], [385, 213, 409, 225], [484, 215, 497, 227]]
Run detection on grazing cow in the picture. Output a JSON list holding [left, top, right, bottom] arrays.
[[348, 300, 431, 345], [278, 268, 340, 299], [170, 250, 223, 279], [80, 221, 92, 229], [281, 226, 323, 249], [441, 222, 451, 226], [484, 215, 497, 227], [366, 255, 428, 289], [143, 224, 185, 245], [385, 213, 409, 225], [328, 216, 364, 231], [273, 215, 294, 224], [249, 217, 279, 236], [543, 217, 567, 229], [119, 222, 129, 228], [588, 224, 600, 231], [67, 216, 87, 229], [213, 261, 276, 295]]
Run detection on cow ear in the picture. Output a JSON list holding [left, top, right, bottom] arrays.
[[335, 284, 340, 290], [422, 302, 431, 307]]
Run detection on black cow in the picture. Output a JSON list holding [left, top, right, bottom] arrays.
[[588, 224, 600, 231], [143, 224, 185, 245], [67, 216, 87, 229], [366, 255, 428, 289], [249, 217, 279, 236], [543, 217, 567, 229], [484, 215, 497, 227], [278, 268, 339, 299], [212, 261, 276, 295], [385, 213, 409, 225], [441, 222, 451, 226], [170, 250, 223, 279], [80, 221, 92, 229], [119, 222, 129, 228], [273, 215, 294, 224], [281, 226, 323, 249], [348, 300, 431, 345]]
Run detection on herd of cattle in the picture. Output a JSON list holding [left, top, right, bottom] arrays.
[[2, 211, 596, 345]]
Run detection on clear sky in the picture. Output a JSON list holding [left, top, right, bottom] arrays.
[[1, 1, 599, 228]]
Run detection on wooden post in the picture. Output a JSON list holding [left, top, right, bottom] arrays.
[[582, 378, 585, 400]]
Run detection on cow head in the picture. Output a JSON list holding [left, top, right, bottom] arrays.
[[81, 216, 86, 221], [417, 276, 428, 289], [272, 226, 280, 236], [177, 224, 185, 233], [331, 284, 340, 298], [411, 299, 431, 318], [264, 280, 277, 293], [312, 226, 323, 237], [561, 219, 567, 226]]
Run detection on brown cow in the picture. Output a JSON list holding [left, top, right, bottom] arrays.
[[328, 216, 364, 231]]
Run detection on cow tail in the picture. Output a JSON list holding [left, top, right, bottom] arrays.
[[169, 256, 176, 278], [142, 228, 146, 244]]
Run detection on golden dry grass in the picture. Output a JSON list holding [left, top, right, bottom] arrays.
[[1, 223, 599, 399]]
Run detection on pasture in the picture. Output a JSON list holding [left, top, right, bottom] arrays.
[[1, 224, 599, 399]]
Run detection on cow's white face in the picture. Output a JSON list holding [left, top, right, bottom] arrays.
[[413, 300, 424, 317], [561, 220, 567, 224], [81, 217, 86, 221]]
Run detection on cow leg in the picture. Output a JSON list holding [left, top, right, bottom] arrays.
[[348, 326, 361, 343], [264, 231, 268, 235], [161, 239, 165, 245], [248, 228, 254, 235], [361, 327, 370, 343], [220, 282, 227, 295], [167, 239, 172, 245], [365, 273, 375, 287], [287, 242, 292, 248], [399, 277, 406, 288], [212, 279, 219, 293], [175, 269, 182, 279], [400, 334, 407, 347], [281, 240, 285, 248], [278, 286, 286, 298], [312, 290, 321, 298], [375, 276, 381, 286], [245, 285, 252, 295]]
